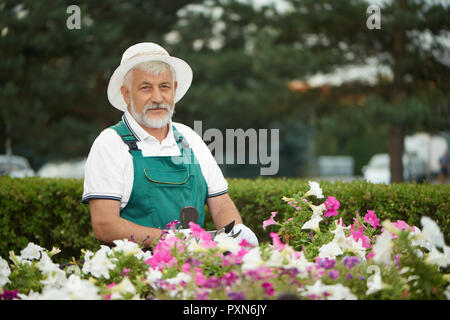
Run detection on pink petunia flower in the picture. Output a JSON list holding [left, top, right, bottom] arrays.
[[238, 238, 253, 248], [262, 282, 275, 296], [347, 229, 372, 249], [366, 251, 375, 261], [363, 210, 381, 229], [263, 212, 278, 230], [382, 220, 417, 239], [165, 220, 180, 230], [189, 222, 212, 241], [195, 268, 206, 286], [324, 196, 340, 217], [270, 232, 286, 251]]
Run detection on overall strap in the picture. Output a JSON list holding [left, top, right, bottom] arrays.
[[109, 121, 142, 156], [172, 125, 190, 152]]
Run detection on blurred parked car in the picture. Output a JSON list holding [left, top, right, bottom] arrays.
[[37, 157, 87, 179], [0, 155, 36, 178], [362, 153, 427, 184], [362, 154, 391, 184]]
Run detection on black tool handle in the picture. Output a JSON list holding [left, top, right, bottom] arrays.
[[179, 206, 199, 229]]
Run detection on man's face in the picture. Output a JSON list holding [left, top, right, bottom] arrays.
[[121, 67, 177, 128]]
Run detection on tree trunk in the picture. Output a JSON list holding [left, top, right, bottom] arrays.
[[389, 0, 407, 183], [388, 126, 404, 183]]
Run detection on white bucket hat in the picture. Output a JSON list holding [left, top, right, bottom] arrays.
[[107, 42, 193, 112]]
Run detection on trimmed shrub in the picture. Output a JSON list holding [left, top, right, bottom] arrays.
[[1, 176, 448, 262]]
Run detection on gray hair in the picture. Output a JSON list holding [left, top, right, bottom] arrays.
[[122, 61, 176, 90]]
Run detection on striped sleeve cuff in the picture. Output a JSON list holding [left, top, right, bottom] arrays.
[[207, 188, 228, 198], [81, 194, 121, 204]]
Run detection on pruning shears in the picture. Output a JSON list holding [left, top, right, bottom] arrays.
[[179, 206, 241, 240]]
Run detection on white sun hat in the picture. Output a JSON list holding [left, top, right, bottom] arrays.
[[107, 42, 193, 112]]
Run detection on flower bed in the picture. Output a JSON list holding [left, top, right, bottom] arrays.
[[1, 182, 449, 300]]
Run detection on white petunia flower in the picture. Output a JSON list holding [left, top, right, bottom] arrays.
[[318, 242, 343, 260], [0, 256, 11, 287], [110, 277, 137, 299], [445, 285, 450, 300], [265, 250, 284, 268], [425, 245, 450, 268], [82, 245, 115, 279], [39, 253, 67, 289], [145, 268, 163, 289], [291, 252, 315, 276], [18, 243, 45, 262], [304, 279, 328, 297], [304, 181, 324, 199], [35, 288, 70, 300], [309, 203, 326, 216], [326, 283, 358, 300], [372, 230, 393, 265], [421, 216, 446, 248], [330, 220, 352, 250], [135, 249, 152, 261], [112, 239, 141, 256], [304, 280, 356, 299], [241, 247, 264, 272], [347, 238, 366, 262], [409, 227, 434, 252], [366, 265, 387, 295], [301, 214, 323, 232], [165, 272, 191, 286], [17, 289, 42, 300], [64, 274, 101, 300]]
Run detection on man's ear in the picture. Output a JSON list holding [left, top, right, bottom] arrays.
[[120, 85, 130, 106], [174, 81, 178, 92]]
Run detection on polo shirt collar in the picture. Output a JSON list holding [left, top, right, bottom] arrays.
[[122, 109, 177, 147]]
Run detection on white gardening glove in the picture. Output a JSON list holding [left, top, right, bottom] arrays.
[[231, 224, 259, 246]]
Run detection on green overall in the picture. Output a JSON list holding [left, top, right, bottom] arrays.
[[110, 121, 208, 229]]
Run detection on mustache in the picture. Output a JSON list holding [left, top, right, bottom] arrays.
[[143, 103, 170, 111]]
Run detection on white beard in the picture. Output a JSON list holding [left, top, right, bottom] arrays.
[[129, 97, 175, 129]]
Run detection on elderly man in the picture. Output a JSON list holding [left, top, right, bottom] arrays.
[[82, 42, 258, 247]]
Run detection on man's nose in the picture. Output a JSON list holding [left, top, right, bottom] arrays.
[[151, 88, 163, 104]]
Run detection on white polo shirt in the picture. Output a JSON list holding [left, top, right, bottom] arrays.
[[82, 110, 228, 208]]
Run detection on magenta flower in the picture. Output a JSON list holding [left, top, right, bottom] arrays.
[[348, 229, 372, 248], [270, 232, 286, 251], [382, 220, 416, 239], [263, 212, 278, 230], [189, 222, 212, 241], [238, 238, 254, 248], [0, 289, 19, 300], [363, 210, 381, 229], [181, 263, 190, 273], [223, 270, 239, 286], [195, 268, 206, 286], [107, 283, 117, 289], [165, 220, 180, 230], [262, 282, 275, 296], [324, 196, 340, 217], [228, 291, 246, 300], [342, 255, 361, 269], [316, 257, 336, 269], [328, 269, 339, 280]]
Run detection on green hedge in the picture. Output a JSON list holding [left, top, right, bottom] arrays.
[[1, 176, 449, 262]]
